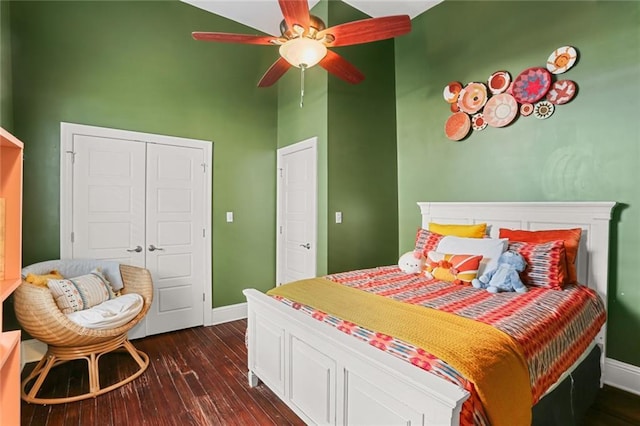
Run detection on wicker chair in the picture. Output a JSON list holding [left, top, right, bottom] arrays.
[[14, 259, 153, 404]]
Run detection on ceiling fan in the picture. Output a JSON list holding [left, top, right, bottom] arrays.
[[192, 0, 411, 88]]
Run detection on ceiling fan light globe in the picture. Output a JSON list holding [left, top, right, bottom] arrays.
[[279, 38, 327, 68]]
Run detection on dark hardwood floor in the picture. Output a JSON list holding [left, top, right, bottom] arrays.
[[583, 385, 640, 426], [21, 320, 640, 426], [21, 320, 304, 426]]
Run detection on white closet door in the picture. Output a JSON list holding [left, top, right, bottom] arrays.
[[277, 139, 317, 285], [144, 143, 205, 335], [72, 135, 146, 267], [69, 128, 208, 338]]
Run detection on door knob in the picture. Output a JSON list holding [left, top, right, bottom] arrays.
[[126, 245, 143, 253], [299, 243, 311, 249], [148, 244, 165, 252]]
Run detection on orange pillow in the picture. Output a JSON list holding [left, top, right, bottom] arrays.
[[499, 228, 582, 284], [425, 251, 483, 284]]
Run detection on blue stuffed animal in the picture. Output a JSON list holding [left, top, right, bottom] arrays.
[[472, 250, 528, 294]]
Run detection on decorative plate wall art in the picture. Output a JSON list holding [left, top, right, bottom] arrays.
[[546, 80, 576, 105], [520, 103, 534, 116], [488, 71, 511, 95], [472, 113, 487, 131], [457, 82, 488, 114], [546, 46, 578, 74], [512, 67, 552, 104], [484, 94, 518, 127], [445, 112, 472, 141], [441, 46, 580, 140], [534, 101, 554, 119], [444, 81, 463, 104]]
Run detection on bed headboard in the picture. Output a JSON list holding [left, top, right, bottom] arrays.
[[418, 201, 616, 306]]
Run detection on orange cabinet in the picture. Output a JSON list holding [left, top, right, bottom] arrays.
[[1, 127, 23, 426]]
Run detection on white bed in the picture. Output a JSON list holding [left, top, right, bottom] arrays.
[[243, 201, 616, 425]]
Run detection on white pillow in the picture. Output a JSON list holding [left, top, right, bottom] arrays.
[[436, 236, 508, 277]]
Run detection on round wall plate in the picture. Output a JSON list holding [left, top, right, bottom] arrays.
[[445, 112, 471, 141]]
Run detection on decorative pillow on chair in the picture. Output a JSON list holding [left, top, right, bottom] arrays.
[[47, 268, 117, 314], [428, 222, 487, 238], [499, 228, 582, 284], [424, 251, 483, 284], [508, 240, 568, 289], [414, 228, 445, 256], [25, 270, 63, 287]]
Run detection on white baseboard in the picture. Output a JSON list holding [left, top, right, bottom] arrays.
[[21, 339, 47, 369], [604, 357, 640, 396], [210, 302, 247, 325]]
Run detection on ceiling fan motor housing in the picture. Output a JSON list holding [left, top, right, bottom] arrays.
[[279, 14, 326, 39]]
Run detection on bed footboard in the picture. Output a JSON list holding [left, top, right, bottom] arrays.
[[243, 288, 469, 426]]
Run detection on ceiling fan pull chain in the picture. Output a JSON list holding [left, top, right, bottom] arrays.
[[300, 64, 306, 108]]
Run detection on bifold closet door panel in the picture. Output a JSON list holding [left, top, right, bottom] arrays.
[[145, 143, 206, 335], [72, 135, 146, 267]]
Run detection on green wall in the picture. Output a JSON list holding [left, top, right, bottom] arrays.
[[0, 0, 12, 129], [326, 1, 398, 272], [395, 1, 640, 366], [277, 0, 399, 275], [7, 0, 279, 308]]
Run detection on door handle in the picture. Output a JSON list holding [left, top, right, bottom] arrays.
[[126, 245, 143, 253], [299, 243, 311, 249], [148, 244, 165, 252]]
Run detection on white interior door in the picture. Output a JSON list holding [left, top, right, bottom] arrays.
[[276, 138, 317, 285], [71, 135, 146, 267], [145, 143, 205, 335], [62, 123, 212, 338]]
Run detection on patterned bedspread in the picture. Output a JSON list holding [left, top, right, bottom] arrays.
[[271, 265, 606, 426]]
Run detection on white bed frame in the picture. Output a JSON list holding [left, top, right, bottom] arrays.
[[243, 201, 616, 425]]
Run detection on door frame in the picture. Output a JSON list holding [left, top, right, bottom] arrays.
[[60, 122, 214, 326], [276, 137, 318, 286]]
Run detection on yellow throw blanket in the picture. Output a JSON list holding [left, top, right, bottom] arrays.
[[268, 278, 532, 426]]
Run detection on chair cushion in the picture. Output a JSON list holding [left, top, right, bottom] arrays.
[[66, 293, 144, 330], [22, 259, 124, 291]]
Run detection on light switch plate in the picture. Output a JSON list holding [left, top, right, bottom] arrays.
[[335, 212, 342, 224], [226, 211, 234, 223]]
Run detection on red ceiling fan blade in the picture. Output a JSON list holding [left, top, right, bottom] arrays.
[[318, 50, 365, 85], [319, 15, 411, 47], [278, 0, 310, 31], [192, 32, 276, 45], [258, 57, 292, 87]]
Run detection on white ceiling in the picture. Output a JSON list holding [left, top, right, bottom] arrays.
[[182, 1, 443, 36]]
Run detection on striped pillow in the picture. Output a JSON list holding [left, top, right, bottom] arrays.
[[414, 228, 444, 257], [425, 251, 483, 284], [499, 228, 582, 284], [47, 268, 117, 314], [508, 240, 568, 289]]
